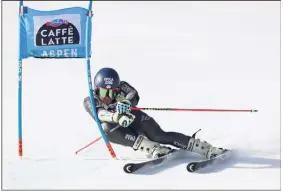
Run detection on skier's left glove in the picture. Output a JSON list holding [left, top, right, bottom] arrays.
[[116, 100, 132, 114]]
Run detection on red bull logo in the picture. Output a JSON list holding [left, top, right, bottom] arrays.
[[46, 19, 68, 27]]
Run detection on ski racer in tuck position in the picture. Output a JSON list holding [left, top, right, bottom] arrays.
[[83, 67, 228, 159]]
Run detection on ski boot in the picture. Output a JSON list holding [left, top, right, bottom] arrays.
[[132, 135, 175, 159], [187, 129, 228, 159]]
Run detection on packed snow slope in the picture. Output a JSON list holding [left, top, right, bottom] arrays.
[[2, 1, 280, 189]]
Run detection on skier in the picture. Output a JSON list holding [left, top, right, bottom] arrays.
[[83, 67, 227, 159]]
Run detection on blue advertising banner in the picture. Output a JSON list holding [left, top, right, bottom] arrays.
[[19, 7, 91, 58]]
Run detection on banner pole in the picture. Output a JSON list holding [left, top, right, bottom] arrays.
[[18, 0, 24, 158]]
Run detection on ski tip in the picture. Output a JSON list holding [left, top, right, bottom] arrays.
[[187, 163, 196, 172], [123, 163, 134, 174]]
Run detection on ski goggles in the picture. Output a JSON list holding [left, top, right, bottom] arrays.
[[98, 87, 119, 99]]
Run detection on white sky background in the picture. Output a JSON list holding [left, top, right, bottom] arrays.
[[1, 1, 281, 189]]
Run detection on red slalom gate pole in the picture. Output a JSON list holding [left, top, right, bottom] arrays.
[[130, 107, 258, 112]]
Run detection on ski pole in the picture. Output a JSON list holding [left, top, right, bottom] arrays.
[[75, 107, 257, 154], [75, 125, 120, 155], [130, 107, 258, 112]]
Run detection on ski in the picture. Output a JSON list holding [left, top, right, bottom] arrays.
[[123, 150, 181, 173], [186, 150, 232, 172]]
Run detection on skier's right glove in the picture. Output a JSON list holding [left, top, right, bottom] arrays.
[[116, 100, 132, 114], [112, 112, 135, 128]]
